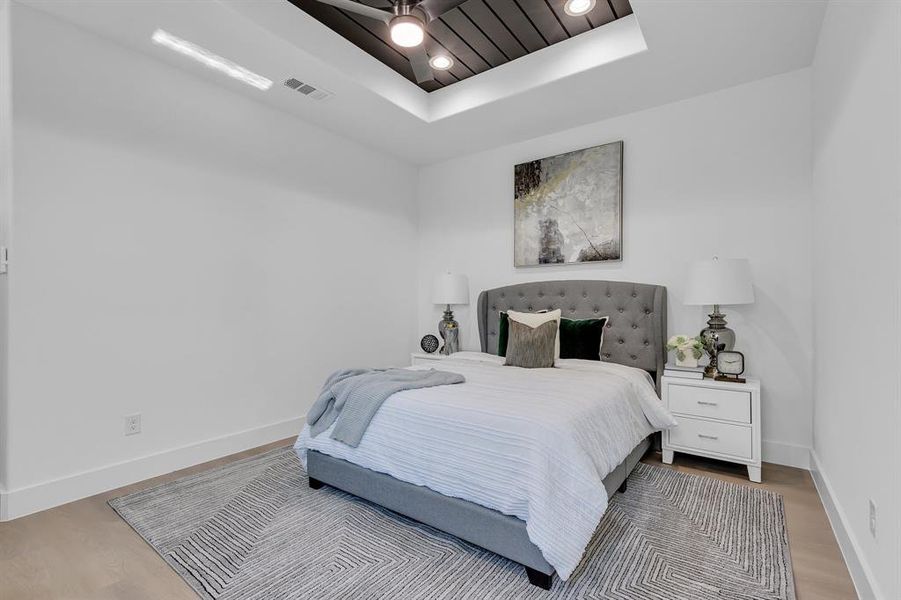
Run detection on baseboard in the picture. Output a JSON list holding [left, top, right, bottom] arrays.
[[0, 416, 304, 521], [761, 439, 811, 469], [810, 450, 881, 600]]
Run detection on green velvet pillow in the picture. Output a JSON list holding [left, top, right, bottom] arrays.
[[498, 311, 510, 357], [559, 317, 609, 361]]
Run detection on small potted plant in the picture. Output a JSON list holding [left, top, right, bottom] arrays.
[[667, 335, 705, 368]]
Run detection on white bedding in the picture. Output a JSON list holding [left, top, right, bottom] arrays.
[[294, 351, 676, 580]]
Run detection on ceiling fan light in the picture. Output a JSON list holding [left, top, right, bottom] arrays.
[[429, 55, 454, 70], [563, 0, 595, 16], [390, 15, 425, 47]]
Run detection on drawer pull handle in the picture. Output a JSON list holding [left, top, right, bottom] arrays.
[[697, 401, 718, 406], [697, 434, 719, 440]]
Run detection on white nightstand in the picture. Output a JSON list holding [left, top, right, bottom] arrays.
[[661, 376, 762, 483], [410, 352, 446, 366]]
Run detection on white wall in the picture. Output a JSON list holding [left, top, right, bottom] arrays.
[[417, 69, 814, 468], [0, 0, 12, 499], [0, 5, 418, 519], [811, 2, 901, 599]]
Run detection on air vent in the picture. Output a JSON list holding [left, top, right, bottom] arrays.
[[283, 78, 333, 101]]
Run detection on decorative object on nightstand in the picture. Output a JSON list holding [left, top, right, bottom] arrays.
[[433, 272, 469, 355], [663, 364, 705, 380], [684, 257, 755, 378], [420, 334, 439, 354], [714, 350, 746, 383], [661, 375, 762, 483], [666, 335, 706, 368], [442, 324, 460, 355]]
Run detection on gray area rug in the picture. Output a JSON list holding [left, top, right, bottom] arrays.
[[110, 447, 795, 600]]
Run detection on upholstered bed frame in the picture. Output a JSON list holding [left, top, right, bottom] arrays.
[[307, 280, 668, 590], [477, 279, 668, 388]]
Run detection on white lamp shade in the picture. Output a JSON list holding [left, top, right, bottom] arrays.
[[684, 258, 755, 306], [432, 273, 469, 305]]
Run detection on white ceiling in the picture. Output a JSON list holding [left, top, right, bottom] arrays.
[[19, 0, 826, 165]]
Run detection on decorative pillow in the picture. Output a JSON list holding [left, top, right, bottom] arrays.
[[559, 316, 609, 360], [504, 319, 557, 368], [498, 311, 511, 357], [507, 309, 561, 359]]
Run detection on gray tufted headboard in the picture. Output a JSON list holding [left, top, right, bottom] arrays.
[[477, 280, 668, 387]]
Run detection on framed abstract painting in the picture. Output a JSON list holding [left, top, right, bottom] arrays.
[[513, 140, 623, 267]]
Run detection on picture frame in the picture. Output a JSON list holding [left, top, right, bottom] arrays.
[[513, 140, 623, 267]]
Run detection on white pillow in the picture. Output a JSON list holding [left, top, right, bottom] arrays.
[[507, 309, 562, 361]]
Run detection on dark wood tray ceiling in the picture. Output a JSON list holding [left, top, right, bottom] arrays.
[[287, 0, 634, 91]]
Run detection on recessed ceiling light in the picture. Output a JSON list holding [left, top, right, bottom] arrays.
[[389, 15, 425, 48], [429, 55, 454, 70], [151, 29, 273, 91], [563, 0, 596, 17]]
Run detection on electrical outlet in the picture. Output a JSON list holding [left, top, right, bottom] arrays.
[[124, 414, 141, 436], [869, 499, 877, 538]]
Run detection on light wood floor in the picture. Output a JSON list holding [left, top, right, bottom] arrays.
[[0, 440, 857, 600]]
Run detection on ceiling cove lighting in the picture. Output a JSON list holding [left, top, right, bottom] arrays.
[[389, 15, 425, 47], [563, 0, 596, 16], [429, 55, 454, 70], [151, 29, 273, 91]]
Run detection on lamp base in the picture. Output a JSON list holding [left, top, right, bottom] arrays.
[[438, 305, 459, 355], [699, 304, 735, 378]]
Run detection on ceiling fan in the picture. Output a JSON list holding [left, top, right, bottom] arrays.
[[311, 0, 467, 83]]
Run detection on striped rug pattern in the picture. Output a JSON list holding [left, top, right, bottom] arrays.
[[110, 447, 795, 600]]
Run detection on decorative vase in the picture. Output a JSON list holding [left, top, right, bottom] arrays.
[[675, 353, 699, 368]]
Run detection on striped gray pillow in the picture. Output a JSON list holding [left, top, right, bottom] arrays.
[[504, 319, 557, 368]]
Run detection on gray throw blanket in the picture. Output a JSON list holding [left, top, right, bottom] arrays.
[[306, 368, 465, 447]]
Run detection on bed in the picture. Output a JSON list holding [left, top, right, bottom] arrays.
[[296, 280, 671, 589]]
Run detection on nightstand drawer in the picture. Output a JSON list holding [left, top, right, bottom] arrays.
[[668, 385, 750, 424], [667, 416, 752, 460]]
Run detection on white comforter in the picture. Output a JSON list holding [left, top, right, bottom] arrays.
[[294, 352, 676, 580]]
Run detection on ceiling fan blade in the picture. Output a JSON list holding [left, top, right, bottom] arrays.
[[313, 0, 392, 23], [417, 0, 469, 22], [407, 46, 435, 83]]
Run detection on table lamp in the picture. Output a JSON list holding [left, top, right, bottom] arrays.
[[432, 272, 469, 355], [684, 257, 754, 377]]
